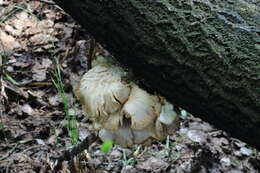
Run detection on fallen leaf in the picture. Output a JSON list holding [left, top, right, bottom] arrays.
[[137, 157, 169, 172], [0, 29, 21, 50], [187, 130, 208, 144], [21, 104, 36, 116], [121, 165, 137, 173], [32, 58, 52, 81]]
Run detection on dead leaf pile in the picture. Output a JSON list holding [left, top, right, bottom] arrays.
[[0, 0, 259, 173]]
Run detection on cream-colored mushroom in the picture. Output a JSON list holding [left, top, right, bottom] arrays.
[[76, 62, 130, 128], [76, 55, 180, 147], [122, 84, 161, 130], [158, 99, 178, 125], [99, 124, 134, 147]]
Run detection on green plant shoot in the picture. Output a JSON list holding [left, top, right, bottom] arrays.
[[101, 140, 113, 153]]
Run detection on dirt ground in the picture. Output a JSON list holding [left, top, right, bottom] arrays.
[[0, 0, 259, 172]]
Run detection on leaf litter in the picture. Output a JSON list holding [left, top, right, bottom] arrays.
[[0, 0, 259, 173]]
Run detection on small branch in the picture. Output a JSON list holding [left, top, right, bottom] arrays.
[[87, 39, 96, 70], [0, 144, 19, 161], [39, 0, 56, 5], [53, 133, 98, 170]]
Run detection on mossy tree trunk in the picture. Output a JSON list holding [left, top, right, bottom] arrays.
[[53, 0, 260, 149]]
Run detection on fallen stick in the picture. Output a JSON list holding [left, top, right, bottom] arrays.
[[53, 133, 98, 170]]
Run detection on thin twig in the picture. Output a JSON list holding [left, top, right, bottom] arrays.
[[0, 144, 19, 161], [87, 39, 96, 70], [52, 133, 98, 170], [39, 0, 56, 5], [26, 81, 53, 86]]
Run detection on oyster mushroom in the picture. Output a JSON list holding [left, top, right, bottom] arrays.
[[76, 55, 179, 147]]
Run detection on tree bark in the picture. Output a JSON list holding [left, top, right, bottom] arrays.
[[53, 0, 260, 149]]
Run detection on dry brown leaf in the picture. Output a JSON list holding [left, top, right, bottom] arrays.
[[0, 29, 21, 50], [137, 157, 169, 172], [21, 104, 36, 116]]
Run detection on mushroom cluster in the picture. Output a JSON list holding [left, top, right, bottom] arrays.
[[76, 56, 179, 147]]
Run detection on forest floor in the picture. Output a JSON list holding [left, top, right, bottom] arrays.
[[0, 0, 260, 173]]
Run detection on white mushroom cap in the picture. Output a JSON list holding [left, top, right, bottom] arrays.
[[158, 100, 177, 125]]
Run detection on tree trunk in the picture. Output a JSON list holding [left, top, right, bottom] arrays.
[[53, 0, 260, 149]]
